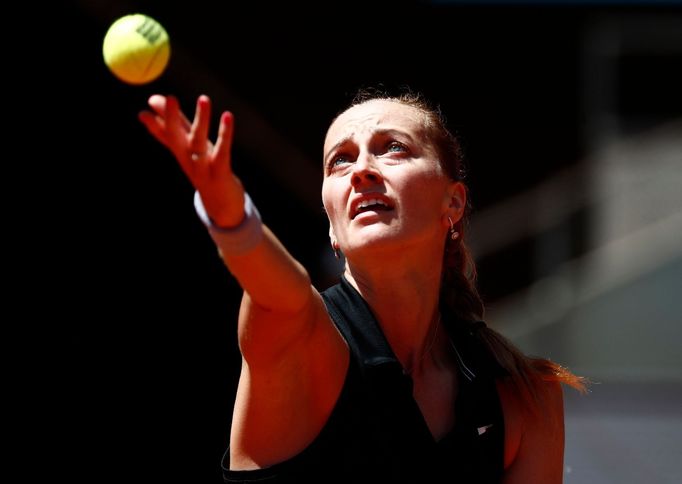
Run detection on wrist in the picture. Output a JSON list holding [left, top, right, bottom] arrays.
[[194, 191, 263, 256]]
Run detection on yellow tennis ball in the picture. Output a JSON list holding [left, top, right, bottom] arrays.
[[102, 14, 170, 85]]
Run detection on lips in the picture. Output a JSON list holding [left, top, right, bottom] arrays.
[[350, 194, 394, 219]]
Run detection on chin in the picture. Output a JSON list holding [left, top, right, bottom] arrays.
[[344, 229, 404, 255]]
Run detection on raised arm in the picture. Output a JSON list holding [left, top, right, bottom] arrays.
[[139, 95, 349, 469], [138, 94, 311, 314]]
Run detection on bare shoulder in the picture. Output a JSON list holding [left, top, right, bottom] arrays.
[[497, 377, 565, 484], [229, 287, 349, 470]]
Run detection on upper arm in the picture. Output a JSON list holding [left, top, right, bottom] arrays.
[[498, 379, 565, 484], [229, 288, 349, 469], [217, 223, 349, 469]]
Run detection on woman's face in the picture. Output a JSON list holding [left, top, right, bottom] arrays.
[[321, 99, 463, 257]]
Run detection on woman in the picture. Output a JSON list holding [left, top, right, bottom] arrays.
[[139, 88, 586, 483]]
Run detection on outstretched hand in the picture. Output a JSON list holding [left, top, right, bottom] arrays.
[[139, 94, 246, 228]]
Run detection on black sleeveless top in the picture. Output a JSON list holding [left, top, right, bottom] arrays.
[[223, 276, 506, 483]]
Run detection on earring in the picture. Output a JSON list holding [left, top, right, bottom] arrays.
[[332, 241, 341, 259], [448, 216, 460, 241]]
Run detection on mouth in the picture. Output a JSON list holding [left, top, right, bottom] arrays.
[[350, 195, 394, 219]]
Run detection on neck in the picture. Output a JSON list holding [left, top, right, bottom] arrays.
[[343, 246, 445, 374]]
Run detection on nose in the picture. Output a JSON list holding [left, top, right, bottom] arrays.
[[350, 153, 383, 188]]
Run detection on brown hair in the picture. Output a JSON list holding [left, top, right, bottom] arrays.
[[347, 87, 588, 400]]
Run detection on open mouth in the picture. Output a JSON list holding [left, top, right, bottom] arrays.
[[351, 197, 393, 219]]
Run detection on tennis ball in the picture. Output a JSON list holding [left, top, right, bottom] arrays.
[[102, 14, 170, 85]]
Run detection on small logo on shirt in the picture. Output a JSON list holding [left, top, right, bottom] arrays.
[[477, 424, 494, 436]]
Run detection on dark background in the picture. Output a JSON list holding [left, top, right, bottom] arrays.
[[45, 1, 681, 482]]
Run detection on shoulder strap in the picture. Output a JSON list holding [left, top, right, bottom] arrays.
[[321, 276, 397, 368]]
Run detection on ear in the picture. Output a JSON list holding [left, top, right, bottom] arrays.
[[329, 225, 337, 245], [444, 181, 467, 224]]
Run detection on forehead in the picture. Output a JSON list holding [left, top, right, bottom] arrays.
[[324, 100, 426, 151]]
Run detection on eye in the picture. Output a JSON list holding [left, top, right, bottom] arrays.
[[331, 154, 351, 166], [327, 153, 353, 173], [386, 141, 407, 153]]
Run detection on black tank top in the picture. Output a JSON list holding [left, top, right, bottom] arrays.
[[223, 276, 506, 483]]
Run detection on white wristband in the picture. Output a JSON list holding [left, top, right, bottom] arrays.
[[194, 191, 263, 256]]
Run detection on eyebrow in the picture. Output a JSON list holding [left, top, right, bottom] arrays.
[[324, 136, 352, 165], [324, 128, 416, 165]]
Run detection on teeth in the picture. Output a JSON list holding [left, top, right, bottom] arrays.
[[358, 199, 387, 208]]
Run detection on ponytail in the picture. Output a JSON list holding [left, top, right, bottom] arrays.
[[441, 233, 589, 406]]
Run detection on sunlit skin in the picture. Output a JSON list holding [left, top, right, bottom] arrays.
[[139, 94, 565, 483], [322, 100, 462, 262]]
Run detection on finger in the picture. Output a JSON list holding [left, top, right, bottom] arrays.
[[188, 95, 212, 153], [164, 95, 184, 135], [138, 111, 170, 147], [147, 94, 166, 113], [148, 94, 191, 130], [212, 111, 235, 169]]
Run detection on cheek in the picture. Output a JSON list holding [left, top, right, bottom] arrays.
[[400, 175, 448, 214], [321, 180, 332, 209], [321, 181, 343, 218], [321, 187, 331, 213]]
